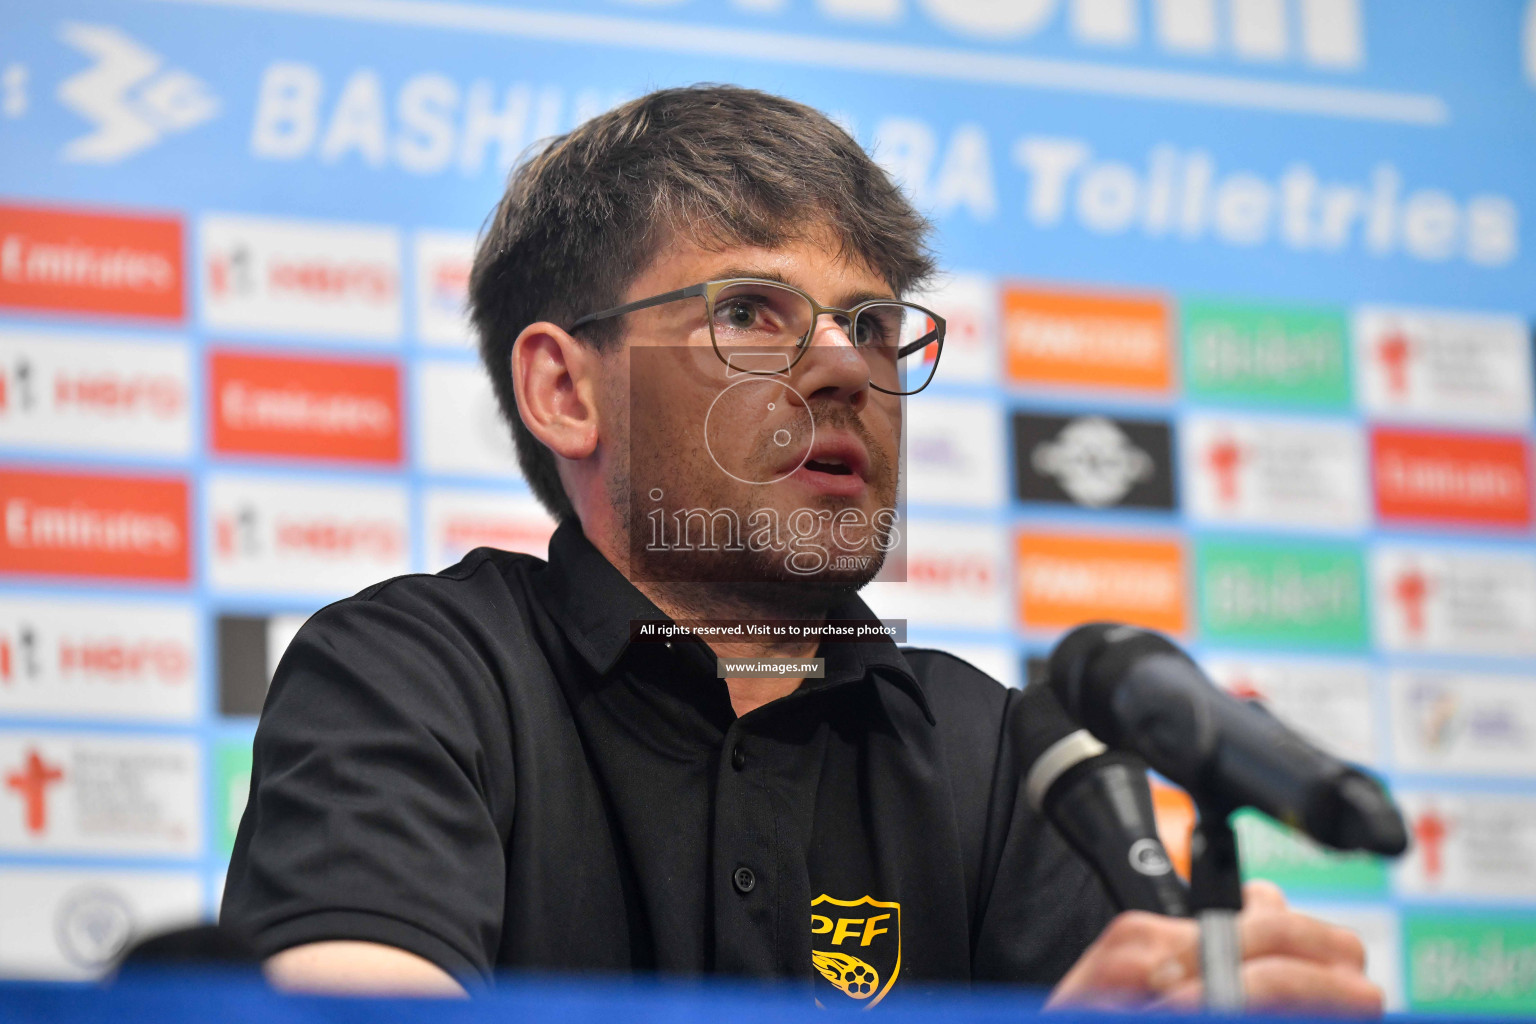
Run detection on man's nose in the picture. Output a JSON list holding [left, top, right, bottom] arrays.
[[791, 313, 869, 408]]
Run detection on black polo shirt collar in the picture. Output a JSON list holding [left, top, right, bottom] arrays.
[[533, 518, 933, 724]]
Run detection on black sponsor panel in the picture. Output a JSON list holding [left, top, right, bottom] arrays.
[[217, 615, 269, 717], [1011, 411, 1176, 511]]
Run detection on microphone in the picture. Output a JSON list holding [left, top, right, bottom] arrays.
[[1048, 623, 1408, 856], [1012, 682, 1190, 917]]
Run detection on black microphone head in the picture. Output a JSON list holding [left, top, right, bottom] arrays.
[[1317, 771, 1410, 855], [1045, 623, 1122, 720], [1047, 622, 1183, 747]]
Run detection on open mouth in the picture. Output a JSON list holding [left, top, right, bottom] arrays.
[[803, 457, 854, 476]]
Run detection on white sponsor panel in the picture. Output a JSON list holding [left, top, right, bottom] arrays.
[[0, 596, 197, 722], [207, 473, 410, 596], [1395, 792, 1536, 900], [1389, 669, 1536, 777], [905, 272, 998, 384], [0, 732, 200, 857], [1184, 414, 1367, 530], [1298, 905, 1403, 1012], [0, 330, 191, 457], [905, 396, 1006, 508], [861, 519, 1007, 631], [1201, 655, 1376, 765], [414, 230, 477, 347], [199, 213, 402, 342], [414, 359, 521, 479], [423, 487, 556, 569], [1356, 307, 1533, 428], [1372, 545, 1536, 657], [0, 867, 204, 980]]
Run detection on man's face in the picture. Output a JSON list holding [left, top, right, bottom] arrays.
[[598, 229, 903, 589]]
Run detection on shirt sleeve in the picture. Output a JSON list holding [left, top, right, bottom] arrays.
[[969, 788, 1120, 986], [219, 584, 515, 983], [907, 649, 1119, 988]]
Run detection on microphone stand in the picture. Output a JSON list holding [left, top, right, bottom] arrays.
[[1189, 799, 1244, 1013]]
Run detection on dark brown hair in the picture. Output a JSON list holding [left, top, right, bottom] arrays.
[[468, 84, 935, 522]]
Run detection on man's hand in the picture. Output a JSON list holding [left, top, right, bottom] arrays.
[[1047, 881, 1383, 1016]]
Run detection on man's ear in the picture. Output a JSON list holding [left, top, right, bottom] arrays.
[[510, 323, 601, 461]]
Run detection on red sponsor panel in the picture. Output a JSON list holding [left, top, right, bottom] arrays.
[[1372, 428, 1532, 529], [0, 202, 183, 321], [0, 468, 189, 582], [210, 350, 402, 464]]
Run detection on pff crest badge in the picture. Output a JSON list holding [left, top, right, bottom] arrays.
[[811, 894, 902, 1007]]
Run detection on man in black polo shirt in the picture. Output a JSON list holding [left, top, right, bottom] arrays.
[[222, 85, 1380, 1014]]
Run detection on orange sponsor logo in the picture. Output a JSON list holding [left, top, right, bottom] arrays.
[[0, 202, 183, 321], [1002, 285, 1172, 393], [1016, 531, 1186, 634], [210, 350, 402, 464], [0, 468, 189, 582], [1373, 428, 1531, 528]]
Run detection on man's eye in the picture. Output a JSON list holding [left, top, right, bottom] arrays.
[[725, 301, 757, 327], [853, 319, 886, 347]]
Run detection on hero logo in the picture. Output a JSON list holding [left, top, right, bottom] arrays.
[[215, 503, 402, 561], [200, 214, 402, 342], [56, 23, 218, 164], [0, 333, 191, 458], [207, 475, 410, 596], [0, 624, 188, 689], [0, 598, 196, 722]]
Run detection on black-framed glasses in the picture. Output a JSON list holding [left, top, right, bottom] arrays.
[[568, 277, 946, 396]]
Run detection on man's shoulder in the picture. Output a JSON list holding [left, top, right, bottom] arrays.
[[898, 646, 1013, 717], [263, 546, 556, 729], [351, 545, 547, 608], [896, 646, 1018, 766], [295, 546, 549, 642], [287, 546, 551, 679]]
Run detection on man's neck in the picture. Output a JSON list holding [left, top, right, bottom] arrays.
[[581, 517, 841, 717], [638, 579, 822, 718]]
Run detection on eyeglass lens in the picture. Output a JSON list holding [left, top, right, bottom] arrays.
[[707, 281, 939, 394]]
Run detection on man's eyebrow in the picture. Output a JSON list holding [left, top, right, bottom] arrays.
[[707, 268, 897, 307]]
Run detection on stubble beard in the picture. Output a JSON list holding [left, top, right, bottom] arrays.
[[615, 404, 898, 622]]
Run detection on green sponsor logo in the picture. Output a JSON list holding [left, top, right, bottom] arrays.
[[1233, 809, 1386, 895], [1196, 540, 1368, 648], [1407, 913, 1536, 1013], [1182, 300, 1351, 407], [214, 739, 253, 856]]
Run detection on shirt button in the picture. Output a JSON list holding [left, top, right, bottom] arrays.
[[732, 866, 756, 894], [731, 746, 745, 771]]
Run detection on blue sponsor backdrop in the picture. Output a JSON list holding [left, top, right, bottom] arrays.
[[2, 0, 1536, 1010]]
